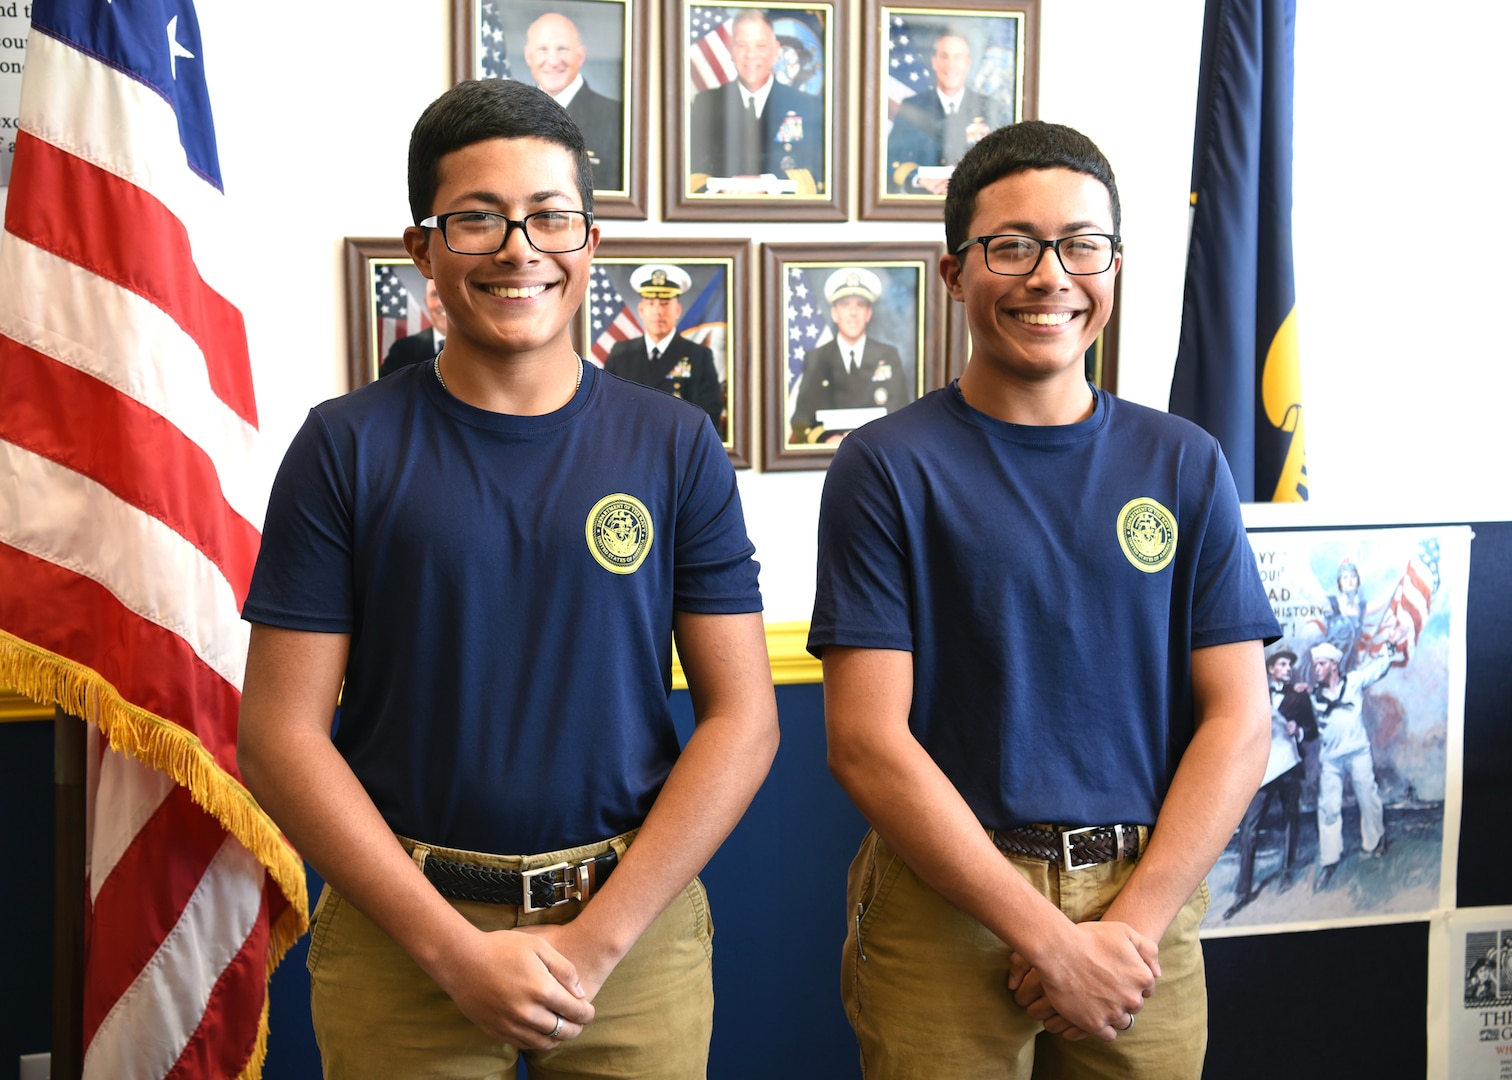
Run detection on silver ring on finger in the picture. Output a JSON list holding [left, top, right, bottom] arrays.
[[1120, 1012, 1135, 1031], [548, 1013, 565, 1040]]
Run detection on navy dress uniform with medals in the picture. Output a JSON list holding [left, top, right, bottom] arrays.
[[789, 267, 912, 443], [605, 263, 726, 432]]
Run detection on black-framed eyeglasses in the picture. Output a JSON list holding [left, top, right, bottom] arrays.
[[954, 232, 1121, 276], [419, 210, 593, 255]]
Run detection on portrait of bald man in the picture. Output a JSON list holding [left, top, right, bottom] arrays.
[[524, 11, 624, 188], [687, 8, 825, 184]]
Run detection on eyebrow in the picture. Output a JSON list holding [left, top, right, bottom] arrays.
[[448, 189, 579, 210], [990, 220, 1108, 235]]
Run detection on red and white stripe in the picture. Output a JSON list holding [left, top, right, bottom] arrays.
[[0, 23, 299, 1080], [689, 20, 736, 92], [590, 305, 644, 367]]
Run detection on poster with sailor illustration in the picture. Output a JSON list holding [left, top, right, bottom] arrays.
[[1201, 525, 1471, 937]]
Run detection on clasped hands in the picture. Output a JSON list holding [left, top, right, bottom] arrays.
[[434, 920, 621, 1052], [1007, 920, 1160, 1042]]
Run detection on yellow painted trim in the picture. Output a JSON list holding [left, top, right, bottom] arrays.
[[670, 620, 821, 690], [0, 688, 54, 723]]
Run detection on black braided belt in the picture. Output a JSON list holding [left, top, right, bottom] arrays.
[[422, 850, 618, 911], [992, 824, 1142, 872]]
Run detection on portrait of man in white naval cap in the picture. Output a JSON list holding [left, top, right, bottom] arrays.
[[789, 266, 912, 444], [605, 262, 726, 431]]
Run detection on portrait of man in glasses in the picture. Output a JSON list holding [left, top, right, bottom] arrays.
[[811, 121, 1277, 1077]]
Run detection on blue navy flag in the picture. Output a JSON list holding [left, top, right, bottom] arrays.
[[1169, 0, 1305, 502]]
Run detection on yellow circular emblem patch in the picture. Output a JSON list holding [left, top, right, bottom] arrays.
[[1116, 497, 1177, 574], [586, 493, 654, 574]]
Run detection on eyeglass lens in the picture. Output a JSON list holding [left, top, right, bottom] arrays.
[[983, 234, 1115, 276], [442, 211, 589, 254]]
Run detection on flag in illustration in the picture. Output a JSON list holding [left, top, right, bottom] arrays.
[[0, 1, 306, 1077], [1169, 0, 1306, 502], [588, 265, 642, 366], [375, 264, 430, 363], [477, 0, 511, 79], [688, 7, 737, 91], [1371, 539, 1442, 665]]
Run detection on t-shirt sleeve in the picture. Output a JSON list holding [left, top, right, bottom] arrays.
[[1189, 442, 1282, 650], [670, 419, 762, 615], [241, 408, 355, 633], [807, 432, 914, 657]]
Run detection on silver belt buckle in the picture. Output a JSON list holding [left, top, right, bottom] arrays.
[[520, 858, 599, 913], [1060, 826, 1100, 872]]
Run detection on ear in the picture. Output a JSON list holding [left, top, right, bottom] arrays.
[[584, 221, 601, 259], [403, 225, 434, 278], [939, 253, 965, 302]]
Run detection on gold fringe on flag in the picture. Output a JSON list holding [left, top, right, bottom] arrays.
[[0, 628, 309, 1068]]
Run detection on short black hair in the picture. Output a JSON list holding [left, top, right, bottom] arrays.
[[943, 120, 1120, 253], [407, 79, 594, 224]]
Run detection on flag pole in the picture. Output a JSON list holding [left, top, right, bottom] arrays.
[[53, 708, 85, 1080]]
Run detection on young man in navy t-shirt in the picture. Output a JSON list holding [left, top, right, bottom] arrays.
[[238, 79, 778, 1077], [811, 121, 1279, 1077]]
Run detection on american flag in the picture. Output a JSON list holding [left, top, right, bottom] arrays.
[[375, 265, 430, 363], [887, 14, 934, 122], [0, 2, 304, 1077], [588, 265, 642, 366], [477, 0, 511, 79], [1371, 538, 1442, 665], [688, 7, 737, 91], [784, 266, 833, 419]]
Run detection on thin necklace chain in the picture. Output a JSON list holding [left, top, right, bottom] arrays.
[[433, 353, 584, 397]]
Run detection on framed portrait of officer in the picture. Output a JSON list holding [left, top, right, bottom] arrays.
[[859, 0, 1040, 221], [761, 242, 954, 470], [666, 1, 848, 222], [344, 237, 441, 389], [453, 0, 650, 218], [576, 237, 753, 467]]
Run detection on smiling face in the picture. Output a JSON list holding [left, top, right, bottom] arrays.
[[403, 137, 598, 371], [932, 35, 972, 96], [830, 296, 873, 344], [731, 14, 779, 92], [940, 167, 1118, 390], [525, 14, 586, 97]]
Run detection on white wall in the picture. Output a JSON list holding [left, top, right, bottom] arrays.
[[193, 0, 1511, 622]]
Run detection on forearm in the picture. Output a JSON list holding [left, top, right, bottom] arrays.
[[823, 647, 1074, 958], [1104, 640, 1270, 940], [238, 661, 477, 980], [565, 611, 778, 968]]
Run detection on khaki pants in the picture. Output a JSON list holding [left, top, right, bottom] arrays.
[[842, 829, 1210, 1080], [307, 831, 714, 1079]]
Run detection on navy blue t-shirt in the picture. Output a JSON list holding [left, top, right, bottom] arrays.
[[809, 384, 1279, 830], [243, 361, 762, 854]]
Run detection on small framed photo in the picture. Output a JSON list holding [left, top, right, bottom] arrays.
[[578, 238, 753, 467], [344, 238, 442, 390], [860, 0, 1040, 220], [762, 242, 953, 470], [453, 0, 650, 218], [665, 2, 847, 222]]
